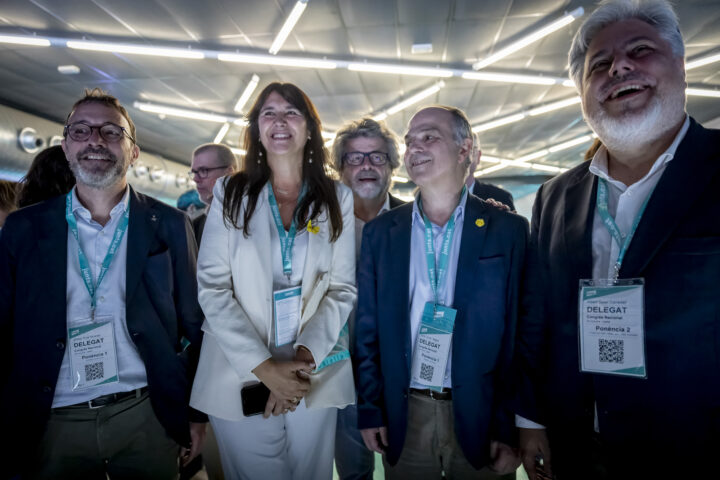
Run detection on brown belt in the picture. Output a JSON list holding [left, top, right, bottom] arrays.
[[410, 388, 452, 400]]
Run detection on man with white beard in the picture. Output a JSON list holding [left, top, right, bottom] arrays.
[[515, 1, 720, 479], [332, 117, 403, 480]]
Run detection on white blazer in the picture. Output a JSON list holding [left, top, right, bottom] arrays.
[[190, 179, 357, 420]]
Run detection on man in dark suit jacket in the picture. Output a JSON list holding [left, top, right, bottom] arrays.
[[465, 136, 515, 211], [355, 106, 526, 477], [0, 89, 205, 478], [516, 1, 720, 479], [332, 117, 405, 480]]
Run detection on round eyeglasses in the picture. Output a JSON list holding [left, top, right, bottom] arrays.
[[343, 151, 389, 166], [64, 122, 136, 144], [188, 165, 229, 179]]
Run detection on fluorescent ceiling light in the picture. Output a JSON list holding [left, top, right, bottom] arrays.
[[234, 74, 260, 113], [515, 149, 550, 163], [472, 113, 526, 133], [473, 7, 584, 70], [230, 147, 247, 155], [0, 34, 50, 46], [268, 0, 308, 55], [462, 71, 567, 86], [134, 101, 239, 123], [218, 52, 336, 69], [373, 81, 445, 120], [321, 131, 336, 140], [67, 40, 204, 59], [348, 62, 453, 78], [214, 123, 231, 143], [472, 96, 581, 133], [475, 164, 508, 176], [528, 96, 581, 116], [548, 134, 593, 153], [686, 87, 720, 98], [392, 176, 409, 183], [685, 53, 720, 70], [479, 155, 509, 164]]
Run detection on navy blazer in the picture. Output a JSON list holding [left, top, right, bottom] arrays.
[[355, 194, 529, 469], [473, 179, 515, 211], [0, 187, 205, 471], [516, 119, 720, 477]]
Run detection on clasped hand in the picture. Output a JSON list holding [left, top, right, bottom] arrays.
[[252, 346, 315, 418]]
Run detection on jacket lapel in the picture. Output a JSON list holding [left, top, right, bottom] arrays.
[[36, 196, 69, 326], [621, 120, 720, 277], [388, 205, 413, 372], [563, 168, 596, 280], [125, 188, 160, 304], [453, 196, 489, 308]]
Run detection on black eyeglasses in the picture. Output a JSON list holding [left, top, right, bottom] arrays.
[[64, 122, 135, 144], [188, 165, 229, 179], [343, 151, 389, 166]]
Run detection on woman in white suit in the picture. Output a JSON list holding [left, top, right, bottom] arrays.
[[190, 82, 356, 480]]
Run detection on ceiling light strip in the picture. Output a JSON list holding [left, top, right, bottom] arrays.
[[0, 34, 51, 46], [472, 96, 581, 133], [685, 53, 720, 70], [686, 87, 720, 98], [214, 123, 231, 143], [134, 101, 239, 123], [218, 52, 336, 69], [67, 40, 204, 59], [372, 81, 445, 121], [268, 0, 308, 55], [348, 62, 453, 78], [234, 74, 260, 112], [473, 7, 584, 70]]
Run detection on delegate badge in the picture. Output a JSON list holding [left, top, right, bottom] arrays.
[[410, 302, 456, 392], [68, 316, 120, 390], [274, 286, 302, 347], [578, 278, 646, 378]]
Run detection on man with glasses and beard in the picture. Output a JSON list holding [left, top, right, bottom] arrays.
[[0, 88, 206, 479], [332, 118, 404, 480], [515, 1, 720, 479]]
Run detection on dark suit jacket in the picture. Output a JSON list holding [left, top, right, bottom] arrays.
[[192, 211, 207, 246], [388, 193, 405, 209], [517, 118, 720, 477], [355, 194, 529, 469], [0, 187, 205, 470], [473, 179, 515, 211]]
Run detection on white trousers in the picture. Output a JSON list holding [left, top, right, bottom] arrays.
[[210, 401, 337, 480]]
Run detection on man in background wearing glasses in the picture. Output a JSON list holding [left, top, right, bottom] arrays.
[[331, 117, 404, 480], [0, 88, 206, 479], [188, 143, 237, 245]]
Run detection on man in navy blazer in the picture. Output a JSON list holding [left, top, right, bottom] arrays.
[[516, 1, 720, 478], [355, 105, 527, 477], [0, 89, 205, 478]]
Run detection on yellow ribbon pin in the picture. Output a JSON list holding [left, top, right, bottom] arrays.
[[307, 220, 320, 234], [475, 218, 485, 228]]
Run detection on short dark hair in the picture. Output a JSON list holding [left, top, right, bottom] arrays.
[[65, 88, 137, 143], [192, 143, 238, 170], [17, 145, 75, 208], [0, 179, 18, 213]]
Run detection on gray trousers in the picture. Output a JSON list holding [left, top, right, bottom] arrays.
[[30, 391, 179, 480]]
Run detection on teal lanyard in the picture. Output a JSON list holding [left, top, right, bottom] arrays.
[[268, 183, 307, 277], [65, 192, 129, 316], [417, 186, 466, 306], [596, 179, 654, 279]]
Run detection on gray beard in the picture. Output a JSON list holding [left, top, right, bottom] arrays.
[[585, 89, 685, 154], [69, 158, 127, 189]]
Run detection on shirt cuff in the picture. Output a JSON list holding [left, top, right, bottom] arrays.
[[515, 414, 545, 429]]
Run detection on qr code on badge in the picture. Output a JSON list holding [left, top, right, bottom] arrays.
[[85, 362, 104, 381], [420, 363, 434, 382], [598, 338, 624, 363]]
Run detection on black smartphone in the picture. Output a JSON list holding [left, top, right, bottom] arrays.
[[241, 382, 270, 416]]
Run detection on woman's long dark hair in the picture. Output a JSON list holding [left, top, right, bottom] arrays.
[[18, 145, 76, 207], [222, 82, 343, 241]]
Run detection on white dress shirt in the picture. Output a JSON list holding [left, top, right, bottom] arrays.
[[408, 190, 468, 390], [53, 186, 148, 408]]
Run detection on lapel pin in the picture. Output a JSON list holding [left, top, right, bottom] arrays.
[[306, 220, 319, 234], [475, 218, 485, 228], [150, 213, 158, 222]]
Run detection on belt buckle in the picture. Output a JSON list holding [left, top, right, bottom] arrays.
[[87, 398, 104, 409]]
